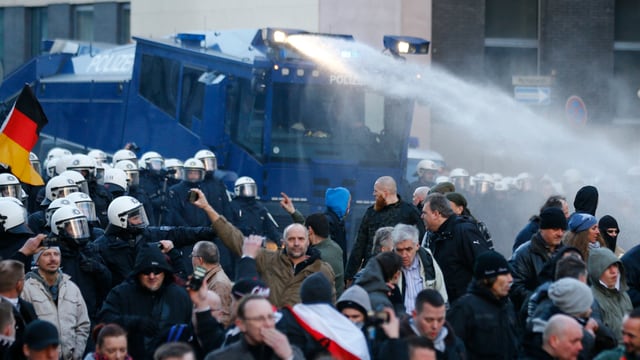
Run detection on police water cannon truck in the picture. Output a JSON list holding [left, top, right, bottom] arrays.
[[0, 28, 429, 239]]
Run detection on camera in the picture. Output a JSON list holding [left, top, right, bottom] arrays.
[[187, 190, 199, 203], [187, 266, 207, 291], [148, 242, 164, 250], [42, 234, 60, 247], [366, 310, 390, 327]]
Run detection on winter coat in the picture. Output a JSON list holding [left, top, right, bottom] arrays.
[[97, 247, 193, 360], [325, 208, 348, 266], [398, 247, 448, 306], [313, 238, 345, 297], [94, 224, 214, 286], [22, 271, 91, 360], [230, 196, 281, 243], [430, 215, 490, 304], [88, 180, 113, 229], [345, 198, 425, 280], [510, 232, 565, 311], [588, 247, 633, 342], [205, 336, 305, 360], [166, 177, 232, 227], [204, 264, 233, 327], [448, 281, 519, 360], [621, 244, 640, 308], [2, 298, 37, 360], [513, 217, 539, 252], [213, 215, 335, 307]]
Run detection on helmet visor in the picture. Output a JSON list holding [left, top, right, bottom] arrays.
[[54, 186, 79, 199], [31, 160, 41, 175], [185, 169, 204, 183], [75, 201, 97, 222], [125, 171, 140, 186], [95, 167, 104, 185], [236, 183, 257, 198], [77, 180, 90, 195], [202, 157, 217, 172], [170, 167, 184, 180], [148, 159, 164, 171], [61, 217, 91, 240], [125, 206, 149, 230], [0, 184, 22, 199]]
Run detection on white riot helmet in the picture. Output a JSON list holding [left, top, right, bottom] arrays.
[[66, 154, 97, 180], [95, 163, 105, 185], [29, 152, 41, 176], [183, 158, 205, 183], [59, 170, 89, 195], [103, 168, 129, 195], [416, 159, 439, 182], [50, 205, 91, 244], [234, 176, 257, 198], [55, 154, 74, 177], [87, 149, 108, 165], [473, 173, 494, 195], [114, 160, 140, 187], [449, 168, 470, 191], [42, 175, 79, 205], [195, 150, 217, 172], [45, 157, 59, 178], [0, 197, 30, 234], [65, 192, 98, 222], [46, 147, 72, 162], [107, 196, 149, 231], [0, 174, 22, 199], [140, 151, 164, 172], [435, 176, 451, 184], [46, 198, 74, 227], [164, 158, 184, 180], [112, 149, 138, 167]]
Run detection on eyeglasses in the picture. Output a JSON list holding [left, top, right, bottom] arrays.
[[188, 253, 200, 258], [141, 269, 163, 276], [606, 229, 619, 235], [243, 314, 276, 323]]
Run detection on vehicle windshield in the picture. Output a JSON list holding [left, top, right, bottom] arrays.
[[229, 79, 411, 164]]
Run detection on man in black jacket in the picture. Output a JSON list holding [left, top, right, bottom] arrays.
[[448, 251, 520, 359], [98, 245, 193, 360], [421, 193, 490, 304], [345, 176, 424, 284]]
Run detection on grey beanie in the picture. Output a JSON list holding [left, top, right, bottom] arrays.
[[336, 285, 372, 316], [548, 278, 593, 316]]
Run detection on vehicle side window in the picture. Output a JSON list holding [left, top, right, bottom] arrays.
[[139, 54, 180, 117]]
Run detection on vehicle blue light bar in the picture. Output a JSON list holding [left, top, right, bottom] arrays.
[[176, 33, 206, 48], [383, 35, 430, 55]]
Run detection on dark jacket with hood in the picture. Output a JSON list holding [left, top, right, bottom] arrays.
[[345, 197, 424, 281], [230, 196, 281, 243], [588, 247, 633, 342], [621, 244, 640, 308], [98, 245, 193, 360], [325, 187, 350, 266], [94, 224, 213, 287], [354, 255, 404, 315], [429, 215, 490, 304], [509, 232, 565, 312], [400, 318, 466, 360], [448, 281, 519, 360]]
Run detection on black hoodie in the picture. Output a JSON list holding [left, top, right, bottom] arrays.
[[573, 185, 598, 216]]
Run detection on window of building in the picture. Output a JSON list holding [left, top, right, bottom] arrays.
[[178, 66, 205, 130], [74, 5, 94, 41], [613, 0, 640, 119], [139, 54, 180, 117], [118, 3, 131, 44], [30, 7, 48, 57], [484, 0, 539, 90]]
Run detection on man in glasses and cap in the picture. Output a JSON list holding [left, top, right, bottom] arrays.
[[98, 245, 192, 360]]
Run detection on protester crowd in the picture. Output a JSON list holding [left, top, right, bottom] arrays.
[[1, 146, 640, 360]]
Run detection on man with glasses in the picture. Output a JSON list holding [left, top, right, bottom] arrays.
[[98, 245, 193, 360], [205, 294, 303, 360]]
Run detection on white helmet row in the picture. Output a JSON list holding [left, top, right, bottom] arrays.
[[88, 149, 108, 165], [165, 158, 184, 180], [42, 175, 79, 205], [140, 151, 164, 171], [50, 205, 91, 243], [59, 170, 89, 195], [66, 154, 97, 179], [114, 160, 139, 186], [103, 168, 129, 193], [112, 149, 138, 167]]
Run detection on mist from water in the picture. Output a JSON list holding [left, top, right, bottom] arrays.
[[288, 34, 640, 253]]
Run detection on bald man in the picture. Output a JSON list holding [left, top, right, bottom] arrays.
[[345, 176, 425, 283]]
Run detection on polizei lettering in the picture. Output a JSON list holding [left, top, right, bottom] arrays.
[[329, 74, 362, 85]]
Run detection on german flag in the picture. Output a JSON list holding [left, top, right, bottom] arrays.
[[0, 85, 48, 185]]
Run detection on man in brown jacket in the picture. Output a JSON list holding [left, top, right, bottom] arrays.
[[190, 188, 335, 307], [191, 240, 233, 327]]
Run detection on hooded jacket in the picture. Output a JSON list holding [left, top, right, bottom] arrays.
[[213, 215, 335, 307], [588, 247, 633, 342], [97, 246, 192, 360], [354, 256, 397, 313], [572, 185, 598, 216]]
